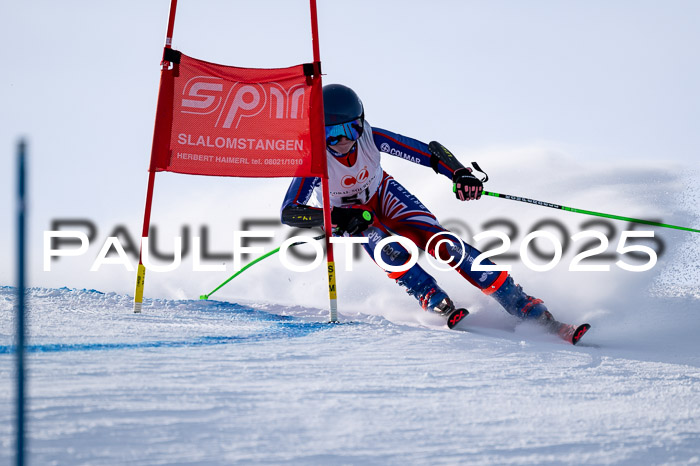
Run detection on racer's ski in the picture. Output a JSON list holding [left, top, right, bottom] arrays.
[[445, 307, 469, 329], [553, 322, 591, 345]]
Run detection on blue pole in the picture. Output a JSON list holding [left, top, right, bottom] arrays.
[[16, 139, 27, 466]]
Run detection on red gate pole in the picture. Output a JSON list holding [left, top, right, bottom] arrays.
[[134, 0, 179, 313], [309, 0, 338, 322]]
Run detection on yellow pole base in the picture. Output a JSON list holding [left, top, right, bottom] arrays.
[[327, 261, 338, 322], [133, 263, 146, 313]]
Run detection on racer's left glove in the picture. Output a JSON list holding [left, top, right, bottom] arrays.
[[452, 167, 483, 201]]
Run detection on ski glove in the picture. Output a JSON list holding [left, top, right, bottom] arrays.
[[452, 167, 483, 201], [331, 207, 374, 236]]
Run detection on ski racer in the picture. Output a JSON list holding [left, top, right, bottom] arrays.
[[280, 84, 589, 343]]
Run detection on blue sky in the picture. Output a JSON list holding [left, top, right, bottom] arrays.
[[1, 0, 698, 296]]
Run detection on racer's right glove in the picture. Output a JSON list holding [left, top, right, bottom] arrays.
[[331, 207, 374, 236]]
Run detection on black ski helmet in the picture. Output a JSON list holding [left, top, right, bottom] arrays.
[[322, 84, 364, 126]]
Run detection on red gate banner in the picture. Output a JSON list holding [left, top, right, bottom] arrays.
[[152, 51, 325, 178]]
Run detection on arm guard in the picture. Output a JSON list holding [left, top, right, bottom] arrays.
[[281, 204, 324, 228]]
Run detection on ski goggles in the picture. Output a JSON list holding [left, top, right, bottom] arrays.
[[325, 118, 364, 146]]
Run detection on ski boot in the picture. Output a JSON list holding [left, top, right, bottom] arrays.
[[488, 274, 590, 344], [394, 264, 469, 329]]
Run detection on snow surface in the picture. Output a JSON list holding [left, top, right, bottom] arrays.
[[2, 153, 700, 464], [1, 286, 699, 465]]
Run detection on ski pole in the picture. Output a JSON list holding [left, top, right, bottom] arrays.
[[482, 191, 700, 233], [199, 234, 326, 300], [427, 141, 699, 234]]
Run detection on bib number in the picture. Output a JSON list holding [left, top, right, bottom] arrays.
[[341, 187, 371, 206]]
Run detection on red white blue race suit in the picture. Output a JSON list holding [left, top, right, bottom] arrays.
[[280, 122, 508, 296]]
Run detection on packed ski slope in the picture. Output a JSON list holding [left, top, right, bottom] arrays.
[[2, 156, 700, 464], [1, 285, 699, 465]]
